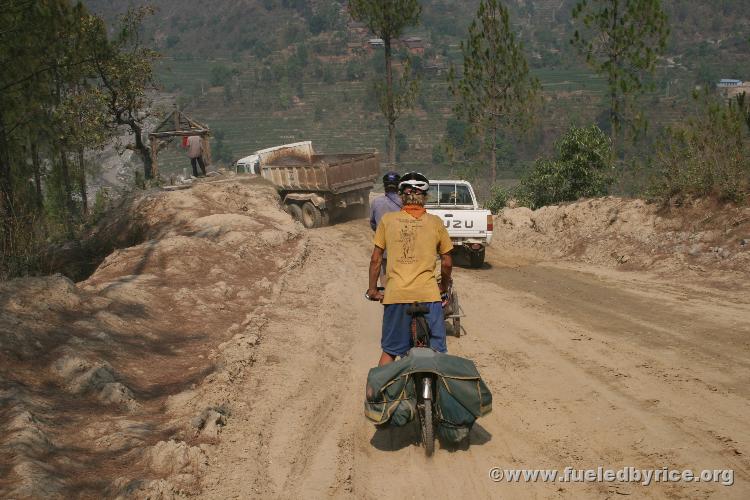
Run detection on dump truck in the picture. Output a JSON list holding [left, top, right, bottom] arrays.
[[234, 141, 379, 228]]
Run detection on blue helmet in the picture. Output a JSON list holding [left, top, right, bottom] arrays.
[[382, 171, 401, 187]]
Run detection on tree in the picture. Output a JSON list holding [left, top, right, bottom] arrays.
[[90, 7, 159, 179], [0, 1, 158, 277], [349, 0, 421, 165], [450, 0, 540, 185], [55, 85, 112, 215], [571, 0, 669, 148]]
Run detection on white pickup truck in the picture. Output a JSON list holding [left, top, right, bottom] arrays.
[[426, 180, 493, 268]]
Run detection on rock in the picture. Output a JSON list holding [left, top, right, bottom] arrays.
[[148, 440, 206, 476], [688, 244, 704, 256], [199, 410, 227, 440], [741, 239, 749, 246], [719, 249, 731, 259], [191, 407, 227, 438], [51, 354, 138, 410], [99, 382, 138, 410]]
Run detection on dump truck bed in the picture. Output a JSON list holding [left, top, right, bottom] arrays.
[[261, 153, 379, 195]]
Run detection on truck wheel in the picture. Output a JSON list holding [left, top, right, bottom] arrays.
[[301, 202, 322, 228], [358, 199, 370, 219], [285, 203, 303, 222], [469, 248, 485, 269]]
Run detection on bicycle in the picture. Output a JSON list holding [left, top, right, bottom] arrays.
[[365, 288, 438, 456]]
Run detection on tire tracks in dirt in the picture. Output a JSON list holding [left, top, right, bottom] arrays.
[[198, 221, 749, 499]]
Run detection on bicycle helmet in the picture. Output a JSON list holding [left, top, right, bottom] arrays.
[[398, 171, 430, 193], [382, 171, 401, 187]]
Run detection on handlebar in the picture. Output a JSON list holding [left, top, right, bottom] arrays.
[[364, 286, 385, 301]]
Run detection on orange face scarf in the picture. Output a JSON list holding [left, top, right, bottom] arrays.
[[402, 204, 426, 219]]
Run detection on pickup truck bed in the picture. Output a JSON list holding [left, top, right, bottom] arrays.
[[426, 180, 493, 268]]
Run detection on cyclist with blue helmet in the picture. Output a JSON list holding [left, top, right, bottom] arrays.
[[369, 171, 403, 231]]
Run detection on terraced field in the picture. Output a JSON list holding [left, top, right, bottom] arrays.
[[154, 57, 674, 184]]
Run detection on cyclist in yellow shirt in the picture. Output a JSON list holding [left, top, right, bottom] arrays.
[[366, 172, 453, 366]]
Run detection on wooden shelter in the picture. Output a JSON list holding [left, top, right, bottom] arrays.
[[148, 109, 211, 177]]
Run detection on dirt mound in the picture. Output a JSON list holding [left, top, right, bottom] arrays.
[[495, 197, 750, 282], [0, 178, 307, 497]]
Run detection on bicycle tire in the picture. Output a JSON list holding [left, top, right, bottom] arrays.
[[421, 401, 435, 456]]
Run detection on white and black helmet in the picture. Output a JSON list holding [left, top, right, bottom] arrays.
[[398, 171, 430, 193]]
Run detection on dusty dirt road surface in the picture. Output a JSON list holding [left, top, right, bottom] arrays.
[[2, 182, 748, 498], [199, 221, 749, 499]]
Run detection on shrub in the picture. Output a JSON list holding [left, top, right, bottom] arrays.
[[648, 93, 750, 202], [516, 125, 614, 209], [485, 185, 514, 213]]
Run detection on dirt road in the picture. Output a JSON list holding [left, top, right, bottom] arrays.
[[199, 220, 750, 499]]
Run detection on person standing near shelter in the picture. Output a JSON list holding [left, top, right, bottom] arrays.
[[186, 135, 207, 177], [367, 172, 453, 366]]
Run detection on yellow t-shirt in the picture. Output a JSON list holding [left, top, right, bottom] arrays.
[[374, 210, 453, 304]]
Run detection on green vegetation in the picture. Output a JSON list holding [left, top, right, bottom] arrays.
[[0, 1, 155, 278], [648, 93, 750, 202], [5, 0, 749, 279], [489, 126, 614, 210], [450, 0, 540, 186], [571, 0, 669, 144], [349, 0, 422, 165]]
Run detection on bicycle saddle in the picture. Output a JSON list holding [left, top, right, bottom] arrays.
[[406, 303, 430, 315]]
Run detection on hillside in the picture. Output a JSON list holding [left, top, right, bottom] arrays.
[[82, 0, 750, 186]]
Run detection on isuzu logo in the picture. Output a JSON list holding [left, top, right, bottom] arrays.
[[444, 219, 474, 229]]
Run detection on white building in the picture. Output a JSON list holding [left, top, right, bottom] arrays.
[[717, 79, 743, 88]]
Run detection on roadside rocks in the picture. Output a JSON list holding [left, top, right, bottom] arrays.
[[148, 440, 207, 477], [496, 197, 750, 276], [51, 353, 139, 411], [191, 408, 228, 440]]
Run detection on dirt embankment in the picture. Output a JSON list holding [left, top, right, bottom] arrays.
[[495, 197, 750, 282], [0, 178, 306, 498]]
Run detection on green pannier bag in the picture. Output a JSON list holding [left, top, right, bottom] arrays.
[[364, 356, 418, 426], [364, 350, 492, 441]]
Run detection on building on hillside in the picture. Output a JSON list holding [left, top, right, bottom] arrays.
[[717, 79, 750, 98], [424, 60, 448, 76], [347, 41, 364, 55], [717, 79, 743, 88], [401, 36, 425, 56]]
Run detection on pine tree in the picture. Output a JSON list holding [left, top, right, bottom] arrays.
[[571, 0, 669, 148], [450, 0, 539, 186], [349, 0, 421, 166]]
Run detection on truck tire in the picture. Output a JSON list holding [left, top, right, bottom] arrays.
[[301, 201, 322, 228], [357, 198, 370, 219], [285, 203, 303, 222], [469, 248, 485, 269]]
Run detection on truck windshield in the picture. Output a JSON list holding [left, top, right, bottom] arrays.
[[427, 184, 473, 206]]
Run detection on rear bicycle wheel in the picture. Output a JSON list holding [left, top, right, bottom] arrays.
[[451, 291, 461, 337], [420, 401, 435, 457]]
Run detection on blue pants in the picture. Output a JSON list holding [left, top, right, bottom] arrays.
[[381, 302, 447, 356]]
